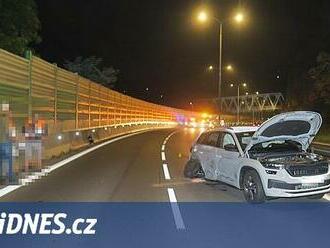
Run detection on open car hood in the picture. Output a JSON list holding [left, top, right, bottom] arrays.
[[245, 111, 322, 152]]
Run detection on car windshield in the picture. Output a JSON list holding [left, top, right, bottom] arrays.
[[249, 140, 301, 154], [235, 132, 255, 150]]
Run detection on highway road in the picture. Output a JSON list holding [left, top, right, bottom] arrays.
[[0, 128, 328, 202]]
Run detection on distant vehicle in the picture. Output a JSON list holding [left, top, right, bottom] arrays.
[[184, 111, 330, 203]]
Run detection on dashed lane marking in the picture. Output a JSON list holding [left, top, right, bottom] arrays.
[[161, 130, 186, 230], [162, 164, 171, 180], [167, 188, 186, 230]]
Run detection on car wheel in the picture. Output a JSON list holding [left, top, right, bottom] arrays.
[[184, 159, 205, 178], [308, 193, 325, 200], [242, 170, 266, 203]]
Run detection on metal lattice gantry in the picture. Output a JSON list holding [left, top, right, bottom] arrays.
[[217, 92, 285, 114]]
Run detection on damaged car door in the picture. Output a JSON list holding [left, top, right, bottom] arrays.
[[199, 131, 222, 180], [217, 132, 241, 185]]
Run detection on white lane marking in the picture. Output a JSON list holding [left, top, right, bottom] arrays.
[[323, 194, 330, 201], [162, 164, 171, 180], [167, 188, 185, 230], [167, 188, 177, 202], [0, 129, 154, 199], [161, 130, 186, 230], [0, 185, 22, 198], [161, 151, 166, 161]]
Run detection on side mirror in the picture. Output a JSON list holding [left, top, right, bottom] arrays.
[[224, 144, 238, 152]]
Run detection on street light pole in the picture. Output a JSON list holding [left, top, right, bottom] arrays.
[[237, 84, 240, 124], [196, 9, 246, 117], [230, 82, 246, 124], [218, 22, 223, 99]]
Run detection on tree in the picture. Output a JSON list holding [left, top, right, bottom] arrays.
[[309, 52, 330, 104], [308, 52, 330, 120], [64, 56, 119, 88], [0, 0, 41, 55]]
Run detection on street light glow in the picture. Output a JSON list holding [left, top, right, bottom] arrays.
[[256, 91, 259, 95], [226, 64, 233, 71], [197, 11, 208, 22], [230, 83, 234, 87], [242, 83, 247, 87], [234, 12, 244, 23], [208, 65, 214, 71]]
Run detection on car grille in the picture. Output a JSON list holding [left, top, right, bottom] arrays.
[[268, 179, 330, 190], [286, 163, 329, 177]]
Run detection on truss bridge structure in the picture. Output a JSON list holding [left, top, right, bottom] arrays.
[[216, 92, 285, 114]]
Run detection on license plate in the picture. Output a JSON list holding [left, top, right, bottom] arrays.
[[297, 183, 319, 190]]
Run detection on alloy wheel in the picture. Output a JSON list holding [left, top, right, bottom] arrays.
[[244, 175, 257, 201]]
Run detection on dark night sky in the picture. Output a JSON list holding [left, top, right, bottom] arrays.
[[35, 0, 330, 111]]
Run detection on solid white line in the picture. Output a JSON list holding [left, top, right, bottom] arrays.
[[161, 145, 165, 151], [161, 151, 166, 161], [162, 164, 171, 180], [167, 188, 185, 230], [0, 129, 152, 199], [0, 185, 22, 198]]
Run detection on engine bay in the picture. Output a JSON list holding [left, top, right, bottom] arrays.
[[259, 152, 326, 166]]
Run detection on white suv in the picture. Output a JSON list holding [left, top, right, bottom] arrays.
[[184, 111, 330, 203]]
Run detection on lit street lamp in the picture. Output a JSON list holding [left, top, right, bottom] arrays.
[[189, 101, 193, 111], [226, 64, 233, 71], [234, 13, 244, 23], [197, 9, 245, 99], [197, 11, 208, 22], [207, 64, 233, 72], [230, 82, 247, 123]]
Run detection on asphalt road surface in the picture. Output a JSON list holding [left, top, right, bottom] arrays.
[[0, 128, 328, 202]]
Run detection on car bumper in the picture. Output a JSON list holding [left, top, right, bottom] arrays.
[[261, 168, 330, 198]]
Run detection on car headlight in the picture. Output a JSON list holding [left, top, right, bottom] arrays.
[[261, 163, 285, 170]]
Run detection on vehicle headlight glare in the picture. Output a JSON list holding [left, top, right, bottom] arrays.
[[262, 163, 284, 170]]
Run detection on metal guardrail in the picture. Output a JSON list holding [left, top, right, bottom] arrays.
[[0, 49, 198, 132]]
